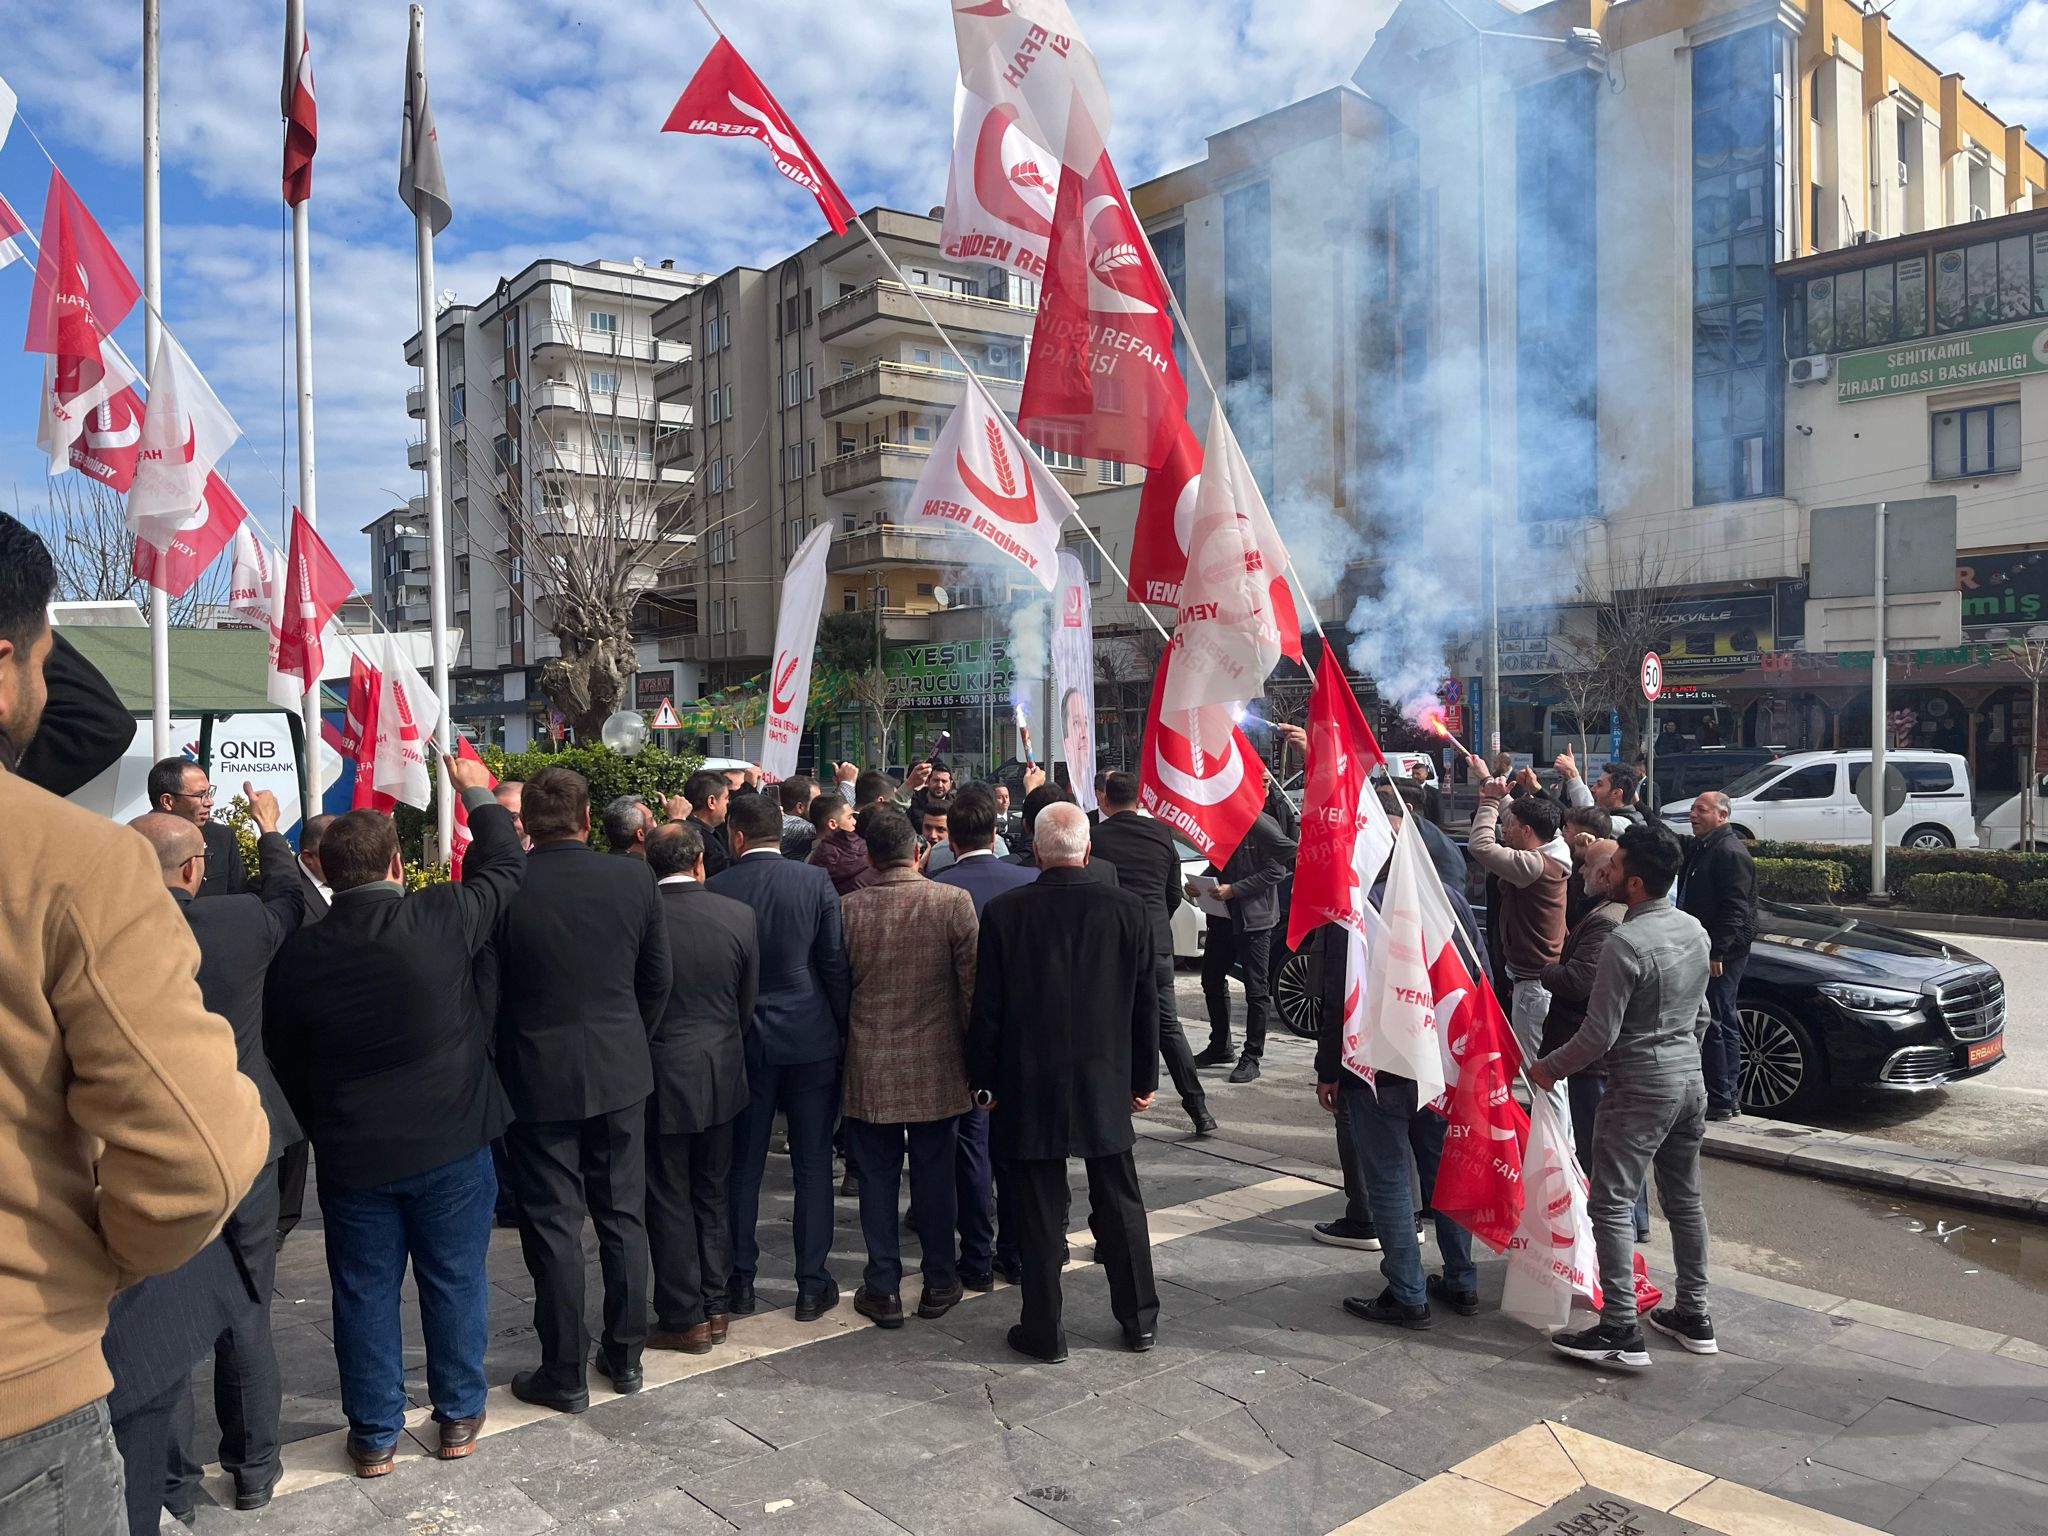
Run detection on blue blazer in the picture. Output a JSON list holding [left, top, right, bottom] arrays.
[[707, 851, 850, 1067], [932, 851, 1038, 916]]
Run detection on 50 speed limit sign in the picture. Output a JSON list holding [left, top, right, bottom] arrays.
[[1640, 652, 1663, 702]]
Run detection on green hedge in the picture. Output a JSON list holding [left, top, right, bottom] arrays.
[[392, 744, 705, 857], [1900, 872, 2010, 916], [2015, 880, 2048, 921], [1748, 840, 2048, 904], [1753, 857, 1843, 903]]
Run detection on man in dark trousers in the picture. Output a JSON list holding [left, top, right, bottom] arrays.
[[644, 820, 756, 1355], [145, 756, 249, 898], [494, 766, 671, 1410], [1091, 771, 1213, 1137], [134, 785, 305, 1517], [264, 755, 520, 1477], [1192, 805, 1296, 1083], [969, 802, 1159, 1362], [1677, 791, 1757, 1121], [709, 790, 851, 1321], [276, 812, 335, 1251]]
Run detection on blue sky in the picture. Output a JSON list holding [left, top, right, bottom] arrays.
[[0, 0, 2040, 588]]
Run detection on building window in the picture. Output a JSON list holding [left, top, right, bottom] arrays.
[[588, 370, 618, 396], [495, 609, 508, 646], [503, 312, 519, 349], [1516, 69, 1598, 522], [783, 295, 801, 333], [805, 363, 815, 399], [806, 439, 816, 473], [708, 458, 724, 493], [1097, 458, 1126, 485], [725, 455, 734, 491], [1067, 538, 1103, 582], [505, 377, 520, 408], [843, 589, 858, 612], [1149, 222, 1187, 383], [1035, 442, 1083, 473], [507, 553, 523, 584], [587, 310, 619, 334], [1223, 184, 1274, 494], [705, 316, 719, 352], [456, 556, 470, 592], [785, 368, 801, 407], [450, 382, 465, 423], [723, 383, 733, 418], [707, 387, 721, 424], [1932, 402, 2019, 478]]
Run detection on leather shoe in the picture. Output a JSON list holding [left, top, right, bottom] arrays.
[[855, 1286, 905, 1328], [436, 1412, 485, 1460], [347, 1437, 395, 1478], [1123, 1324, 1156, 1353], [592, 1353, 643, 1395], [794, 1282, 840, 1322], [1191, 1046, 1234, 1067], [1007, 1324, 1068, 1364], [727, 1279, 758, 1316], [649, 1321, 714, 1354], [510, 1369, 589, 1415], [1189, 1110, 1217, 1137], [706, 1312, 730, 1345], [917, 1280, 965, 1319], [1426, 1274, 1480, 1317], [1343, 1289, 1433, 1330], [993, 1259, 1024, 1286], [234, 1464, 283, 1508], [960, 1270, 996, 1293]]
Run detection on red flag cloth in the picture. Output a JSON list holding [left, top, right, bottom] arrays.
[[448, 737, 497, 880], [340, 651, 391, 811], [0, 192, 27, 269], [1136, 649, 1265, 867], [1286, 652, 1393, 950], [1019, 147, 1187, 470], [23, 170, 140, 360], [661, 37, 855, 234], [283, 32, 318, 206], [1126, 418, 1198, 606], [1424, 937, 1528, 1253], [131, 469, 250, 599], [61, 368, 146, 492], [269, 508, 353, 705]]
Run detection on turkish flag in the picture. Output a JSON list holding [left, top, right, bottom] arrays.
[[1136, 649, 1265, 867], [1425, 937, 1528, 1253], [449, 739, 496, 878], [1019, 145, 1187, 470], [1126, 418, 1198, 606], [1285, 652, 1394, 950], [268, 508, 353, 707], [662, 37, 855, 234], [132, 469, 251, 600], [906, 379, 1073, 590], [283, 31, 318, 206], [23, 170, 140, 361]]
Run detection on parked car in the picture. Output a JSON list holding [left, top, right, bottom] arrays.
[[1658, 749, 1978, 849], [1649, 747, 1778, 808], [1977, 773, 2048, 850]]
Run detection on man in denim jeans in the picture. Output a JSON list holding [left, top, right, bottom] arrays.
[[1675, 793, 1756, 1121], [1465, 777, 1571, 1067]]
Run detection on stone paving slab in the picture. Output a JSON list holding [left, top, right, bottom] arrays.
[[1700, 1117, 2048, 1220]]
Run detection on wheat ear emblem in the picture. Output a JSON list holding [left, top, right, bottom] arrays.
[[985, 417, 1017, 496]]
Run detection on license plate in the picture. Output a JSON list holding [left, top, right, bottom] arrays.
[[1967, 1037, 2005, 1069]]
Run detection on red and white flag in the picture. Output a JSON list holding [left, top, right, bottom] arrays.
[[1502, 1091, 1602, 1330], [282, 29, 318, 206], [340, 650, 386, 809], [23, 170, 140, 362], [1286, 652, 1394, 949], [267, 508, 353, 707], [1136, 649, 1266, 866], [1125, 418, 1198, 606], [361, 631, 442, 811], [908, 381, 1073, 591], [41, 345, 146, 492], [133, 469, 251, 600], [662, 37, 855, 235], [1426, 935, 1529, 1253], [950, 0, 1110, 171], [940, 83, 1057, 277], [761, 522, 833, 781], [227, 522, 278, 630], [0, 191, 26, 272], [1343, 815, 1448, 1105], [1020, 146, 1187, 470], [448, 736, 496, 878], [127, 332, 242, 565]]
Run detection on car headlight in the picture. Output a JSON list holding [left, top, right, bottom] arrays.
[[1818, 982, 1921, 1014]]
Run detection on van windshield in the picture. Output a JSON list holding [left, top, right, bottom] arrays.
[[1720, 763, 1784, 799]]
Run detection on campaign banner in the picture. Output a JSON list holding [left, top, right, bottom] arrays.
[[1051, 550, 1096, 811]]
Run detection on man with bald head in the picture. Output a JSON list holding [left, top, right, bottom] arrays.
[[1676, 792, 1756, 1121], [969, 801, 1160, 1362]]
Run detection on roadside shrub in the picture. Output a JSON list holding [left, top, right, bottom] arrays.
[[1753, 858, 1843, 903], [2010, 880, 2048, 921], [403, 861, 451, 890], [391, 744, 703, 858], [1899, 872, 2010, 916]]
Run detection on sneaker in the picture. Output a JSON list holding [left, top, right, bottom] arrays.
[[1426, 1274, 1479, 1317], [1342, 1288, 1432, 1330], [1646, 1306, 1719, 1355], [1312, 1218, 1380, 1250], [1550, 1321, 1651, 1369], [1192, 1046, 1235, 1068], [1227, 1055, 1262, 1084]]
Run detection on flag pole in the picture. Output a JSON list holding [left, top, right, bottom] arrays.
[[142, 0, 171, 760], [408, 2, 455, 860], [286, 0, 321, 822]]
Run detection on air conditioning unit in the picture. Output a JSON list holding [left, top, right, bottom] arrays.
[[1897, 159, 1910, 188], [1851, 229, 1879, 246], [987, 343, 1012, 367], [1788, 354, 1832, 385], [1971, 204, 1990, 221]]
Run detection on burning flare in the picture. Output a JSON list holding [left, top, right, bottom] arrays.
[[1414, 703, 1454, 740]]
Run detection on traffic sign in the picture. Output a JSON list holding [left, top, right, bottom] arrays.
[[1441, 678, 1463, 705], [1856, 763, 1907, 818], [651, 696, 682, 730], [1639, 652, 1663, 702]]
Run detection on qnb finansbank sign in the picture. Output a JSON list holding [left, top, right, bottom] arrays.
[[1837, 320, 2048, 402]]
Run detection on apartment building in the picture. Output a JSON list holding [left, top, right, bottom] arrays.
[[360, 507, 429, 633], [404, 257, 703, 748]]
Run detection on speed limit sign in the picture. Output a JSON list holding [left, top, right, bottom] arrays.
[[1640, 651, 1663, 702]]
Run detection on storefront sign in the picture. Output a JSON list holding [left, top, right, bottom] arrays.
[[1958, 549, 2048, 630], [634, 670, 673, 710], [1837, 319, 2048, 402], [884, 638, 1014, 708], [1655, 593, 1775, 675]]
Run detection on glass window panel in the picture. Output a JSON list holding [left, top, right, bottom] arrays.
[[1966, 408, 1991, 472], [1994, 401, 2021, 470], [1787, 285, 1808, 356], [1967, 241, 1998, 326], [1835, 267, 1864, 349], [1733, 233, 1768, 297], [2034, 234, 2048, 315], [1897, 256, 1928, 337], [1695, 372, 1731, 435], [1935, 249, 1967, 331], [1999, 235, 2032, 320], [1694, 307, 1734, 371], [1806, 278, 1835, 350], [1733, 301, 1766, 364], [1696, 438, 1735, 503], [1738, 434, 1766, 497], [1695, 174, 1734, 241], [1734, 167, 1767, 231], [1694, 107, 1733, 174], [1729, 89, 1771, 167], [1864, 264, 1895, 343], [1695, 40, 1733, 106], [1731, 368, 1769, 432], [1932, 411, 1962, 477], [1695, 240, 1731, 305]]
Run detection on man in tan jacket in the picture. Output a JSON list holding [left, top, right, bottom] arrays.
[[0, 513, 268, 1530]]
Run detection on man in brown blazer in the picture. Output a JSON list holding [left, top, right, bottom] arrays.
[[838, 808, 979, 1329]]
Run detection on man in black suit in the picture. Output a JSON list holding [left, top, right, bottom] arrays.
[[264, 754, 520, 1477], [275, 813, 335, 1251], [643, 820, 756, 1354], [708, 790, 850, 1322], [970, 802, 1160, 1363], [133, 786, 306, 1516], [1192, 807, 1296, 1083], [146, 756, 248, 898], [1091, 771, 1212, 1137], [295, 812, 336, 920], [685, 769, 733, 876], [494, 766, 670, 1410]]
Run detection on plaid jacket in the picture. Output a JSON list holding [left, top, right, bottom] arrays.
[[839, 866, 978, 1123]]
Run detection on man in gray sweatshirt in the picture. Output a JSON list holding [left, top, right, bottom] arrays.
[[1528, 824, 1716, 1369]]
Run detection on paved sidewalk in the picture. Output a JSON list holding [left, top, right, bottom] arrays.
[[182, 1134, 2048, 1535]]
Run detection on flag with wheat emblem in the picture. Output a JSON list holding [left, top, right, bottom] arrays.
[[908, 380, 1075, 591]]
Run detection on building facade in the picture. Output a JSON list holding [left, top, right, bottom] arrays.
[[360, 507, 429, 633]]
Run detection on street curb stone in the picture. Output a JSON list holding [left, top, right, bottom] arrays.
[[1830, 904, 2048, 941], [1703, 1119, 2048, 1222]]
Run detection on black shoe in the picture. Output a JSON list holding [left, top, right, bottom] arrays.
[[1122, 1324, 1156, 1353], [727, 1279, 758, 1316], [794, 1282, 840, 1322], [1007, 1324, 1068, 1364], [1551, 1321, 1651, 1368], [1190, 1110, 1217, 1137], [591, 1352, 643, 1395], [233, 1464, 282, 1511], [1706, 1106, 1740, 1122], [1192, 1046, 1234, 1068], [1226, 1055, 1261, 1084], [993, 1259, 1024, 1286], [1342, 1289, 1432, 1330], [1646, 1307, 1719, 1355], [167, 1511, 196, 1527], [960, 1270, 996, 1293], [839, 1169, 859, 1197], [510, 1369, 589, 1415], [1312, 1218, 1380, 1250], [855, 1286, 905, 1329], [1426, 1274, 1480, 1317], [917, 1280, 965, 1319]]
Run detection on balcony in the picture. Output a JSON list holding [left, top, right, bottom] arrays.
[[661, 630, 764, 664], [655, 428, 695, 469], [826, 521, 963, 573], [818, 280, 1034, 347], [819, 361, 1019, 425], [407, 437, 429, 470], [659, 464, 694, 486], [528, 322, 690, 367], [821, 441, 930, 498], [536, 444, 657, 479], [654, 349, 692, 392], [532, 507, 664, 541], [405, 384, 426, 418]]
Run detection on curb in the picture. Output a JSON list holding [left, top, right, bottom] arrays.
[[1702, 1118, 2048, 1222], [1829, 904, 2048, 941]]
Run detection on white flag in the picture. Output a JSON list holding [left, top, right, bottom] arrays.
[[907, 381, 1073, 591], [1502, 1091, 1604, 1331], [37, 336, 137, 473], [365, 633, 443, 810], [126, 332, 241, 543], [760, 522, 833, 782], [1344, 815, 1448, 1105], [940, 83, 1057, 274], [228, 523, 278, 631], [951, 0, 1110, 170], [0, 74, 15, 156], [1162, 400, 1289, 712]]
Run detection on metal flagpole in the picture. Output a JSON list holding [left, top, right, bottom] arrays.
[[143, 0, 170, 759], [408, 4, 455, 860], [286, 0, 321, 821]]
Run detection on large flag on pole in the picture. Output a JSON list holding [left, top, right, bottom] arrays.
[[1126, 418, 1198, 606], [760, 522, 833, 781], [1286, 652, 1394, 949], [1343, 815, 1449, 1106], [127, 331, 241, 558], [364, 632, 443, 811], [662, 37, 854, 235], [1051, 550, 1097, 812], [0, 192, 26, 271], [133, 470, 251, 601], [1502, 1091, 1602, 1329], [0, 73, 16, 155], [398, 18, 451, 233], [907, 381, 1073, 591], [339, 650, 385, 809], [940, 83, 1057, 273], [268, 507, 353, 707], [1426, 930, 1529, 1253], [228, 522, 279, 630], [1136, 650, 1265, 866], [283, 28, 318, 206], [950, 0, 1110, 172], [448, 736, 496, 878]]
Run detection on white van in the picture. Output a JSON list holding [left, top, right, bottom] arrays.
[[1978, 773, 2048, 850], [1658, 749, 1978, 849]]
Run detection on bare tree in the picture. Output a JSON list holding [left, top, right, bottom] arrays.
[[1545, 634, 1610, 764], [1569, 538, 1705, 760], [1094, 628, 1165, 770], [845, 664, 909, 768], [2005, 637, 2048, 852], [18, 474, 226, 625]]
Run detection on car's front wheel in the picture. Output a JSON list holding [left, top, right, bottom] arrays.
[[1273, 936, 1322, 1040], [1738, 1000, 1822, 1115]]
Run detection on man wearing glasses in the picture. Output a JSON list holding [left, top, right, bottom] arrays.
[[148, 757, 249, 898]]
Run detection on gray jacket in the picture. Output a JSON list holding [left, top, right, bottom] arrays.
[[1536, 898, 1712, 1085]]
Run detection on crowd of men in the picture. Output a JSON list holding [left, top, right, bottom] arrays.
[[0, 508, 1755, 1531]]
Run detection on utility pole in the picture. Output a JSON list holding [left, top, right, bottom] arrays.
[[1869, 500, 1889, 902], [142, 0, 169, 760]]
